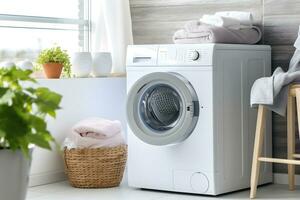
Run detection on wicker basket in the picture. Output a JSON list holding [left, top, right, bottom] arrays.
[[63, 144, 127, 188]]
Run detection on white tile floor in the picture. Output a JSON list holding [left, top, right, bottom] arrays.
[[27, 181, 300, 200]]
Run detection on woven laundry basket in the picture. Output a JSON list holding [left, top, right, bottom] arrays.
[[63, 144, 127, 188]]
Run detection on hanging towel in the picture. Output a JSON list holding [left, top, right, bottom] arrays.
[[215, 11, 253, 26], [173, 21, 262, 44], [250, 27, 300, 116], [199, 15, 241, 30]]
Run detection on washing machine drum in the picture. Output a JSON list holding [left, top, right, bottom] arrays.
[[127, 72, 199, 146]]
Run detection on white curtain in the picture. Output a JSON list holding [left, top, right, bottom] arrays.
[[92, 0, 133, 74]]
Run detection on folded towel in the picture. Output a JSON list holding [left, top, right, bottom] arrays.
[[63, 118, 125, 149], [68, 130, 125, 148], [250, 27, 300, 116], [173, 21, 262, 44], [200, 14, 241, 30], [73, 118, 121, 138], [215, 11, 253, 26]]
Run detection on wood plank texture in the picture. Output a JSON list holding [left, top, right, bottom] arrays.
[[130, 0, 259, 7], [130, 0, 262, 44], [129, 0, 300, 174]]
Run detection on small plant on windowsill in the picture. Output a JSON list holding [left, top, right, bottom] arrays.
[[0, 67, 62, 200], [36, 46, 71, 79]]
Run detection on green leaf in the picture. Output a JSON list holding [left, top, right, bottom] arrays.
[[0, 129, 5, 138], [0, 105, 29, 137], [27, 133, 52, 150], [18, 137, 30, 158], [13, 91, 34, 110], [0, 67, 35, 84], [11, 69, 35, 82], [0, 88, 8, 97], [28, 115, 47, 132], [34, 87, 62, 117], [0, 88, 14, 105]]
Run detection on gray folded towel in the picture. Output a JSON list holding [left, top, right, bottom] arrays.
[[173, 20, 262, 44], [250, 28, 300, 116]]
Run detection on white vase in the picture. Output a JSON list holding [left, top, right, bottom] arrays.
[[1, 61, 15, 69], [71, 52, 92, 78], [92, 52, 112, 77], [17, 59, 33, 70]]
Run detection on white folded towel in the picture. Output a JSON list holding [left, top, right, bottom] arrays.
[[68, 130, 125, 148], [200, 14, 241, 30], [73, 118, 121, 138], [175, 21, 262, 45], [63, 118, 125, 149], [215, 11, 253, 26]]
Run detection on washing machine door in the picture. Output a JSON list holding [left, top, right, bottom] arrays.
[[127, 72, 199, 146]]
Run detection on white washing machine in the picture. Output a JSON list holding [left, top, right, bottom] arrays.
[[126, 44, 272, 195]]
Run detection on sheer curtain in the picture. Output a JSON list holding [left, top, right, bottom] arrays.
[[91, 0, 133, 74]]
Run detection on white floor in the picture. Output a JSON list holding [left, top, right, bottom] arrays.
[[27, 181, 300, 200]]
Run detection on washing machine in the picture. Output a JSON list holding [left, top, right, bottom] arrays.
[[126, 44, 272, 195]]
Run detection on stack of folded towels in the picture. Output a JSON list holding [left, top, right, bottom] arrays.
[[63, 118, 125, 149], [173, 11, 262, 44]]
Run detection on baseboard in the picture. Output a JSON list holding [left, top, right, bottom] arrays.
[[29, 171, 295, 187], [29, 171, 67, 187], [274, 173, 300, 185], [30, 171, 292, 187]]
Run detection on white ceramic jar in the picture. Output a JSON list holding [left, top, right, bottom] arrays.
[[92, 52, 112, 77], [17, 59, 34, 70], [1, 61, 15, 69], [71, 52, 92, 78]]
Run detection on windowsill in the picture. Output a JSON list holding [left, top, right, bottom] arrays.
[[33, 73, 126, 80]]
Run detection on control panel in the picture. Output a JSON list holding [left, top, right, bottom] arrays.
[[126, 44, 214, 66], [158, 45, 213, 66]]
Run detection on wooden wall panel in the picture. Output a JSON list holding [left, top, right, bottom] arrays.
[[129, 0, 300, 174], [130, 0, 260, 7], [130, 0, 262, 44]]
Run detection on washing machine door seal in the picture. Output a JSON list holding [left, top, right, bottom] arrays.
[[127, 72, 199, 146]]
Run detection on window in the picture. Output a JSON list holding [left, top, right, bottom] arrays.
[[0, 0, 90, 63]]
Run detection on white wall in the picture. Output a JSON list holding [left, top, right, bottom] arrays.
[[29, 77, 127, 186]]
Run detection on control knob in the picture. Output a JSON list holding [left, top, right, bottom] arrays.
[[189, 51, 200, 61]]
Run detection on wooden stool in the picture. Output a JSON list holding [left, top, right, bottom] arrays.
[[250, 84, 300, 198]]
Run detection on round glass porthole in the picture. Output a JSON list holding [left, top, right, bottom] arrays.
[[139, 84, 182, 132], [127, 72, 199, 145]]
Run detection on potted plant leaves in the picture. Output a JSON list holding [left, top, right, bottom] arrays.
[[0, 67, 62, 200], [37, 46, 71, 78]]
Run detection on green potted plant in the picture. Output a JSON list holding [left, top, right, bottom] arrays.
[[37, 46, 71, 79], [0, 67, 62, 200]]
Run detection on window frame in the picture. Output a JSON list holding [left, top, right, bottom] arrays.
[[0, 0, 91, 52]]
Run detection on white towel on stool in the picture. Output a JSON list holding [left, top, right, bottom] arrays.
[[251, 26, 300, 116]]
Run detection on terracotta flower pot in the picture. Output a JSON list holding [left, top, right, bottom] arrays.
[[42, 63, 63, 79]]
